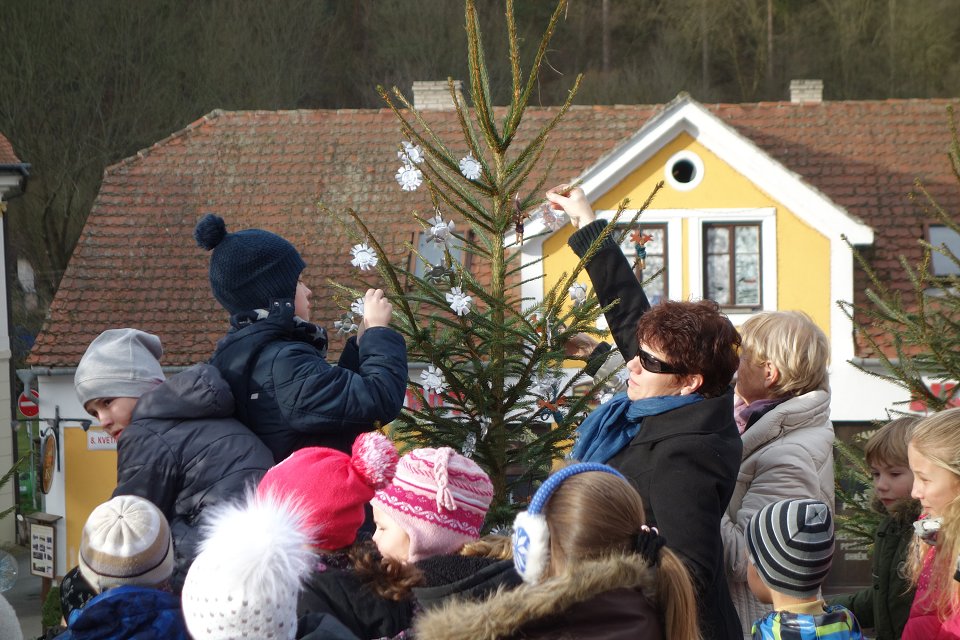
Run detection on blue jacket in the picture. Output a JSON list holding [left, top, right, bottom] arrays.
[[115, 364, 274, 591], [752, 603, 864, 640], [209, 298, 408, 462], [60, 585, 188, 640]]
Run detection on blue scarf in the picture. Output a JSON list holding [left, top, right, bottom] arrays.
[[572, 392, 704, 463]]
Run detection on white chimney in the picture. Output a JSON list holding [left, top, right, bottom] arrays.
[[413, 80, 463, 110], [790, 79, 823, 104]]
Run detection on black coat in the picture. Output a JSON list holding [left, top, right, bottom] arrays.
[[114, 364, 274, 591], [209, 299, 408, 462], [413, 555, 521, 611], [298, 567, 414, 640], [607, 393, 743, 640], [569, 220, 744, 640]]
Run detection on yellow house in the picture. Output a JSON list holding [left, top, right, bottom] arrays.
[[518, 93, 919, 424]]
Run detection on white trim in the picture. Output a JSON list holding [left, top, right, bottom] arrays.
[[664, 150, 704, 191], [685, 208, 777, 325]]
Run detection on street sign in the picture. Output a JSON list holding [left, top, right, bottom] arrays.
[[18, 389, 39, 418]]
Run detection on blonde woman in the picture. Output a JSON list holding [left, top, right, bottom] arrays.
[[723, 311, 835, 636]]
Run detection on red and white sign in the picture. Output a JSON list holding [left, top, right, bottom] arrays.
[[86, 431, 117, 451], [18, 389, 39, 418]]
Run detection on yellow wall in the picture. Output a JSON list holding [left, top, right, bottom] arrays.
[[543, 132, 832, 336], [64, 428, 117, 572]]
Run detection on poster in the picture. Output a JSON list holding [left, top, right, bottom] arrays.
[[30, 523, 54, 578]]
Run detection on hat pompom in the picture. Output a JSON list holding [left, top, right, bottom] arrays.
[[352, 432, 398, 490], [194, 213, 227, 250]]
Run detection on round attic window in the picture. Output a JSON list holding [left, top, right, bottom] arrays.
[[664, 150, 704, 191]]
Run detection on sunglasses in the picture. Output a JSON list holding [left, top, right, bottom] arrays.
[[636, 347, 685, 375]]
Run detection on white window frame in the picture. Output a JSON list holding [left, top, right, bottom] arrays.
[[687, 208, 777, 326]]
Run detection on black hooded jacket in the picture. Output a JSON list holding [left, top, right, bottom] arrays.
[[113, 364, 274, 591]]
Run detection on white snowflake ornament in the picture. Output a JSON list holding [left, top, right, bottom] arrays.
[[398, 141, 424, 165], [539, 204, 568, 231], [459, 154, 482, 181], [395, 163, 423, 191], [350, 243, 378, 271], [426, 215, 456, 247], [351, 297, 365, 317], [478, 416, 492, 441], [462, 432, 477, 458], [568, 282, 587, 307], [446, 287, 472, 316], [529, 372, 561, 398], [334, 313, 358, 336], [420, 364, 447, 395]]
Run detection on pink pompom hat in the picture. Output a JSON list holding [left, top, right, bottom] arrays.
[[371, 447, 493, 562]]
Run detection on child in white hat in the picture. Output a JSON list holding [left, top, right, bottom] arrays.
[[61, 495, 188, 639]]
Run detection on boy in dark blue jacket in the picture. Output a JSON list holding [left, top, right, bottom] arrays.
[[195, 214, 408, 462]]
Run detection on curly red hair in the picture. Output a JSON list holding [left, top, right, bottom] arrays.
[[636, 300, 740, 398]]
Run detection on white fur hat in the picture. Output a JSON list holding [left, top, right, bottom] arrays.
[[181, 491, 316, 640]]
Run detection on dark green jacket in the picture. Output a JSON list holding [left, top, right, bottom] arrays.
[[830, 500, 921, 640]]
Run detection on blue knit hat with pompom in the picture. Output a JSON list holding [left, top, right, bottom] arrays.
[[194, 214, 306, 315]]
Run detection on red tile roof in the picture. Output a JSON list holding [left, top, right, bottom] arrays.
[[0, 133, 22, 165], [28, 99, 960, 367]]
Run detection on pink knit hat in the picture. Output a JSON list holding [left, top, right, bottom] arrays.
[[257, 432, 398, 550], [371, 447, 494, 562]]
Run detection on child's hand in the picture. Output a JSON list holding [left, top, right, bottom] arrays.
[[545, 185, 596, 229], [362, 288, 393, 331]]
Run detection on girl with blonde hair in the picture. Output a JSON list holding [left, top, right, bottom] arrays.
[[416, 463, 700, 640], [902, 407, 960, 638]]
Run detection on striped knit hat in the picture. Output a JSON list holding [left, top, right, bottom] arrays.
[[746, 498, 834, 598], [78, 495, 174, 594], [372, 447, 493, 562]]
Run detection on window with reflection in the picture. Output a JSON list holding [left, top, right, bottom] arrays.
[[704, 223, 761, 309]]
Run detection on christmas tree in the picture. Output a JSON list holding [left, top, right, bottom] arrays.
[[839, 105, 960, 413], [321, 0, 643, 525], [834, 106, 960, 544]]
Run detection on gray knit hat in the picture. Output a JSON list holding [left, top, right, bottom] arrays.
[[78, 495, 174, 593], [75, 329, 165, 408], [746, 498, 834, 598]]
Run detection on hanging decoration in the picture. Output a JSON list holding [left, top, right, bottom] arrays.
[[420, 364, 447, 395], [459, 153, 482, 180], [350, 243, 378, 270], [445, 287, 472, 316], [396, 163, 423, 191]]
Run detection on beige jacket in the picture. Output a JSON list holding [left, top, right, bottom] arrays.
[[722, 389, 835, 638]]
